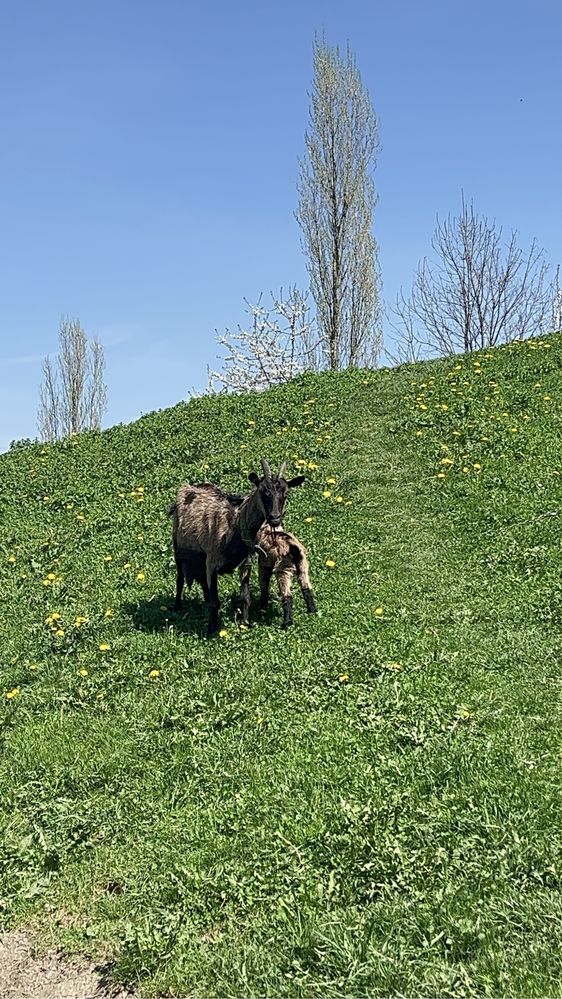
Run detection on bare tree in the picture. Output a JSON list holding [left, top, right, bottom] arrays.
[[206, 288, 319, 394], [391, 196, 552, 358], [550, 264, 562, 332], [38, 317, 107, 441], [296, 39, 381, 370]]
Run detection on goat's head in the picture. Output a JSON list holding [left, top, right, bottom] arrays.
[[248, 459, 304, 528]]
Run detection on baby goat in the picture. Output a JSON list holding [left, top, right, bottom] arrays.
[[239, 525, 317, 629]]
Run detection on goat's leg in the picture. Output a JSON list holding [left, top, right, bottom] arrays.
[[290, 543, 317, 614], [258, 563, 273, 611], [239, 556, 252, 625], [206, 571, 220, 636], [174, 560, 184, 611], [277, 569, 294, 629]]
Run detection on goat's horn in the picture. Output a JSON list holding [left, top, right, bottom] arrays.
[[278, 461, 287, 479], [261, 458, 272, 480]]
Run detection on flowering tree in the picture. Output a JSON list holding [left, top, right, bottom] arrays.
[[206, 288, 319, 394]]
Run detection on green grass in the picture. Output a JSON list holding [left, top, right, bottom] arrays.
[[1, 334, 561, 997]]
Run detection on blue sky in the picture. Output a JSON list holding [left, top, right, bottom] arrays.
[[1, 0, 561, 452]]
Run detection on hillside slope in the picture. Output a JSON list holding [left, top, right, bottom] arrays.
[[1, 335, 562, 997]]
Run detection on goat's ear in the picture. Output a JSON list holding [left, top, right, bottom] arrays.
[[287, 475, 305, 488], [248, 472, 260, 487]]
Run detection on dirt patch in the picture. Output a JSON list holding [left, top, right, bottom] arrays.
[[0, 929, 132, 999]]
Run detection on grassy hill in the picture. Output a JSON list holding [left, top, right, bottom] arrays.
[[1, 334, 562, 997]]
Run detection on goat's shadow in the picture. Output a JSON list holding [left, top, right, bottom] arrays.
[[123, 588, 282, 637]]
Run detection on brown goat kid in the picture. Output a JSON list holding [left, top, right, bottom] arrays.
[[168, 459, 304, 635], [239, 525, 317, 628]]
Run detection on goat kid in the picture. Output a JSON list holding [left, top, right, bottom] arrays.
[[169, 459, 304, 635], [239, 525, 317, 628]]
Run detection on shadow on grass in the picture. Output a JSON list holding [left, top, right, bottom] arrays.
[[124, 588, 285, 637]]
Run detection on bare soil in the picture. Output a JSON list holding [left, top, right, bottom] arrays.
[[0, 930, 132, 999]]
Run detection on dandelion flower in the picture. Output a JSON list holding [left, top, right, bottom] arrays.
[[5, 688, 20, 700], [79, 668, 89, 678], [436, 472, 446, 479], [104, 608, 113, 618], [219, 629, 228, 639], [322, 490, 332, 499], [149, 669, 160, 679], [136, 571, 145, 582], [99, 642, 111, 652], [374, 606, 384, 617], [305, 516, 313, 523], [55, 629, 65, 638], [7, 554, 16, 564], [103, 555, 113, 562], [325, 559, 336, 568], [326, 477, 337, 485], [339, 674, 349, 683], [335, 496, 344, 503]]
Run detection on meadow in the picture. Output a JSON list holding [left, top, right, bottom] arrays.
[[1, 334, 561, 997]]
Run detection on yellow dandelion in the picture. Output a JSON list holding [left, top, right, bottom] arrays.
[[326, 477, 337, 485], [103, 555, 113, 562], [43, 495, 50, 502], [5, 688, 20, 700], [335, 496, 344, 503], [305, 516, 313, 523], [322, 490, 332, 499], [122, 562, 131, 569], [136, 571, 145, 582], [7, 554, 16, 564], [440, 457, 454, 465], [104, 608, 113, 618], [99, 642, 111, 652], [55, 629, 65, 638], [79, 668, 89, 678], [148, 669, 160, 679], [339, 674, 349, 683], [325, 559, 336, 568], [462, 466, 470, 473], [374, 606, 384, 617], [219, 629, 228, 639], [387, 662, 403, 672], [436, 472, 446, 479], [473, 462, 482, 471]]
